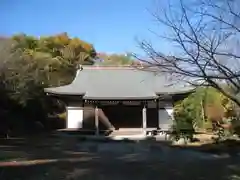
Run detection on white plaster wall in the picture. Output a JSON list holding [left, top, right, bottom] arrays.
[[166, 108, 174, 119], [66, 107, 83, 129], [158, 106, 174, 130]]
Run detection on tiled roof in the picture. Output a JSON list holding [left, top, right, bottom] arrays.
[[44, 66, 195, 100]]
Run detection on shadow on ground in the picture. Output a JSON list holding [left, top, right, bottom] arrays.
[[0, 135, 240, 180]]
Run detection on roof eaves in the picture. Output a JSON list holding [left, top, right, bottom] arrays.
[[83, 95, 159, 101], [155, 88, 196, 95], [45, 91, 85, 96], [44, 85, 85, 96]]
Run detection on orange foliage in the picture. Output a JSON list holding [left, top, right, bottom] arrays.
[[53, 33, 69, 46], [205, 104, 225, 122], [69, 37, 93, 53]]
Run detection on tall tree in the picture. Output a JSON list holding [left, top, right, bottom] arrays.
[[138, 0, 240, 106], [4, 33, 97, 105]]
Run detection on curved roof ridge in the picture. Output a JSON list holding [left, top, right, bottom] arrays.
[[82, 65, 136, 70], [81, 64, 156, 69]]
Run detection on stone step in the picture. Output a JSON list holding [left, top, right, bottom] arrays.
[[110, 130, 143, 136]]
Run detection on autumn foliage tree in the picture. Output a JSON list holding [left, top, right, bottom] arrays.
[[0, 33, 97, 134], [6, 33, 97, 103], [11, 33, 96, 85]]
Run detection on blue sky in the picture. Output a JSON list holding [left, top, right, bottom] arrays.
[[0, 0, 170, 54]]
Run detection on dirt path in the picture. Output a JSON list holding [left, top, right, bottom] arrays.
[[1, 152, 240, 180], [0, 136, 240, 180]]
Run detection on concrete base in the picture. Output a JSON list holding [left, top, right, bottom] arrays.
[[54, 128, 172, 141], [110, 132, 148, 141]]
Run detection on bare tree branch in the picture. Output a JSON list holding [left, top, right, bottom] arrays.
[[138, 0, 240, 106]]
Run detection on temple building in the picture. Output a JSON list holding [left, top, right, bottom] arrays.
[[44, 65, 195, 135]]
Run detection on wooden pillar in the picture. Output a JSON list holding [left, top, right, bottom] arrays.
[[156, 99, 160, 130], [95, 105, 99, 135], [142, 103, 147, 134]]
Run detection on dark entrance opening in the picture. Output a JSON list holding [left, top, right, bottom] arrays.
[[102, 104, 142, 128], [147, 108, 158, 128], [82, 104, 159, 130]]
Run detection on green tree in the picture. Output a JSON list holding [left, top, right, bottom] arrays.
[[174, 87, 235, 133], [97, 53, 134, 65], [174, 88, 205, 130]]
